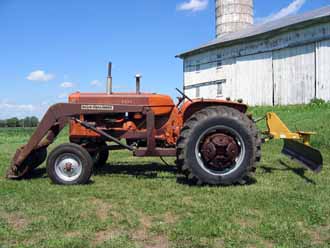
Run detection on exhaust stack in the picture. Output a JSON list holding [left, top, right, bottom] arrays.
[[135, 74, 141, 94], [106, 62, 113, 94]]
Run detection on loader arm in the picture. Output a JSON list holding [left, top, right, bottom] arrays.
[[6, 103, 146, 179], [264, 112, 323, 173]]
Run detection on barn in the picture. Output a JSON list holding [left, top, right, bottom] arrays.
[[177, 4, 330, 106]]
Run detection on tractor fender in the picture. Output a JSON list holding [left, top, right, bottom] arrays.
[[180, 99, 248, 122]]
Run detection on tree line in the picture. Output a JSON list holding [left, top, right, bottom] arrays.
[[0, 116, 39, 128]]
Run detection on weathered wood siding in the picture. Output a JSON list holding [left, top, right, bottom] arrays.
[[183, 22, 330, 105], [316, 39, 330, 101], [234, 52, 273, 105], [273, 44, 316, 105]]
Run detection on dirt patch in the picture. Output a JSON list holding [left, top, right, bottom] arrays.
[[144, 235, 170, 248], [182, 196, 193, 205], [237, 217, 257, 229], [163, 212, 177, 225], [307, 225, 330, 245], [260, 239, 274, 248], [90, 197, 113, 222], [246, 238, 274, 248], [92, 229, 122, 246], [64, 231, 81, 238], [0, 212, 29, 231], [133, 212, 170, 248], [132, 213, 152, 241], [213, 238, 225, 247]]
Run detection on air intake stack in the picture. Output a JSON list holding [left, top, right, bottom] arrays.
[[215, 0, 254, 38]]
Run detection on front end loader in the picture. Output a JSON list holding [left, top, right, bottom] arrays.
[[6, 63, 323, 185]]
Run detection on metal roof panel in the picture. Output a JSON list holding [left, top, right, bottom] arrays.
[[177, 6, 330, 58]]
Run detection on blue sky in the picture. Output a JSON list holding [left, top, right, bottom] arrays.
[[0, 0, 329, 119]]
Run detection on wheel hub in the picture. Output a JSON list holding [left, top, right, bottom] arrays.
[[55, 154, 82, 182], [64, 162, 73, 172], [200, 133, 240, 171]]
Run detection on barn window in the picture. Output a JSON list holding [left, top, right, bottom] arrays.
[[196, 87, 200, 98], [217, 83, 223, 96], [196, 61, 200, 73], [216, 54, 222, 69], [217, 60, 222, 69]]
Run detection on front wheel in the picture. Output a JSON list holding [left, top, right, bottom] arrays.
[[176, 106, 260, 186], [47, 143, 93, 185]]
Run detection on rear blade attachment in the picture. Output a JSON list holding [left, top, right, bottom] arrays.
[[282, 139, 323, 173]]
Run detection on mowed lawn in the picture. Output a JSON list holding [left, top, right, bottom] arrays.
[[0, 104, 330, 248]]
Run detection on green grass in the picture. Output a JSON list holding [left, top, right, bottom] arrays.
[[0, 104, 330, 248]]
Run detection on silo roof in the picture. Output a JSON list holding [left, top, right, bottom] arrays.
[[176, 6, 330, 59]]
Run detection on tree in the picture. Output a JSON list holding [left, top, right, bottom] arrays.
[[18, 119, 25, 128], [23, 117, 31, 127], [30, 116, 39, 127], [6, 118, 19, 127], [0, 120, 6, 128]]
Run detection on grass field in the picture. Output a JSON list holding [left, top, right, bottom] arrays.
[[0, 103, 330, 248]]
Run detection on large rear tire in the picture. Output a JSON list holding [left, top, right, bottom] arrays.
[[176, 106, 261, 186], [47, 143, 93, 185]]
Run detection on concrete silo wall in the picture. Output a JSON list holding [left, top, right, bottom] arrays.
[[215, 0, 254, 38]]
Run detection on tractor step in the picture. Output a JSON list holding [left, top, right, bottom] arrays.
[[282, 139, 323, 173]]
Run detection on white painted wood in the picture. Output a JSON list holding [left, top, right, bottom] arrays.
[[233, 52, 273, 106], [316, 39, 330, 101], [273, 44, 316, 105], [183, 23, 330, 105], [184, 51, 236, 100], [183, 22, 330, 65]]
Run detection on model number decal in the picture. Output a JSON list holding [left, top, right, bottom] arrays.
[[81, 105, 114, 111]]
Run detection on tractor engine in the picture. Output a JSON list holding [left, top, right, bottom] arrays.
[[68, 91, 181, 148]]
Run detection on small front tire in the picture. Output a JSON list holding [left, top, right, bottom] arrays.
[[47, 143, 93, 185]]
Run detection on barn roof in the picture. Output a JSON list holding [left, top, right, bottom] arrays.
[[176, 6, 330, 59]]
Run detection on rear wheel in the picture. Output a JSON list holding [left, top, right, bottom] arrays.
[[176, 106, 261, 186], [47, 143, 93, 185]]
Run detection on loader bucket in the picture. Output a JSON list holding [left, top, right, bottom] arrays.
[[282, 139, 323, 173], [6, 104, 70, 179], [6, 147, 48, 179]]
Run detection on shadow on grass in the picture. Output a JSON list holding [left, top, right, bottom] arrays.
[[176, 175, 257, 187], [25, 162, 258, 187], [26, 168, 47, 179], [260, 159, 316, 185], [95, 162, 177, 180]]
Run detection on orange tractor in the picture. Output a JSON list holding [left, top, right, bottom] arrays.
[[6, 63, 323, 185]]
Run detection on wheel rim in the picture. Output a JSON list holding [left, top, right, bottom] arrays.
[[195, 125, 246, 176], [54, 153, 83, 182]]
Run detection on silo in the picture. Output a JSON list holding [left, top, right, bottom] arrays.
[[215, 0, 254, 38]]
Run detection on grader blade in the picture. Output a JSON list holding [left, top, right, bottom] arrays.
[[264, 112, 323, 173], [282, 139, 323, 173]]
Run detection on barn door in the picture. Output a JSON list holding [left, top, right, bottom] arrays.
[[273, 44, 316, 105], [234, 52, 273, 106], [316, 40, 330, 101]]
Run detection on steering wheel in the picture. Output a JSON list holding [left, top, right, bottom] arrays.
[[176, 88, 193, 102]]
